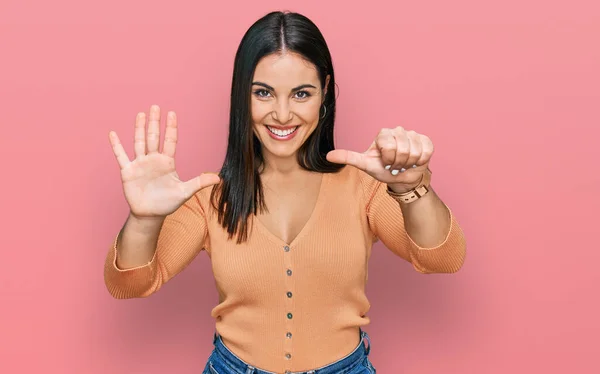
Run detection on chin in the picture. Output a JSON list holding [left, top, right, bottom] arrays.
[[261, 141, 302, 159]]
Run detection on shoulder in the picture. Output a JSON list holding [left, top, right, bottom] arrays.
[[191, 183, 219, 221], [326, 165, 383, 205]]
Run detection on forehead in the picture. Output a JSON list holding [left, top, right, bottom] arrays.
[[253, 52, 320, 87]]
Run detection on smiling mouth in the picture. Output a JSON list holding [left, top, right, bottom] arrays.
[[266, 126, 299, 137]]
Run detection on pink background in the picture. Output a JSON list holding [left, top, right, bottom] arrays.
[[1, 0, 599, 372]]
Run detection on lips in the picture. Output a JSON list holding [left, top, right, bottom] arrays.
[[266, 125, 299, 137], [264, 125, 300, 141]]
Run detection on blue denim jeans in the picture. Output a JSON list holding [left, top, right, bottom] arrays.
[[202, 330, 376, 374]]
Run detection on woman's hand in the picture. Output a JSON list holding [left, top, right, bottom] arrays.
[[109, 105, 220, 219], [326, 126, 433, 193]]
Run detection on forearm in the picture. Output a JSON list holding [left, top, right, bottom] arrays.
[[390, 185, 451, 248], [115, 213, 166, 269]]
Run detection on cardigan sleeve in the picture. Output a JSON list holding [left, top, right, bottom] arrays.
[[103, 192, 209, 299], [361, 170, 466, 274]]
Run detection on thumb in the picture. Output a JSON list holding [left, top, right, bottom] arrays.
[[182, 172, 221, 199], [326, 149, 367, 171]]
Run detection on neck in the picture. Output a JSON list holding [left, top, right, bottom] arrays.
[[261, 153, 303, 176]]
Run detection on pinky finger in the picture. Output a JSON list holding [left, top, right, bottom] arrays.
[[415, 135, 434, 166], [109, 131, 131, 169]]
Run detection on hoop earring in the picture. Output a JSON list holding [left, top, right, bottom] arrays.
[[320, 104, 327, 119]]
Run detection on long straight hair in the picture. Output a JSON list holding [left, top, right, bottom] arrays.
[[210, 11, 343, 243]]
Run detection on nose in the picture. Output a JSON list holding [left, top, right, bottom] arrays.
[[271, 99, 293, 124]]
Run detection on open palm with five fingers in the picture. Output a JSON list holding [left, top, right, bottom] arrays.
[[108, 105, 220, 219]]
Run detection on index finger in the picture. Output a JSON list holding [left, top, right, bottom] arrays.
[[375, 129, 397, 167]]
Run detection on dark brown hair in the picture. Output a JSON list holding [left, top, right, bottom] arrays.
[[210, 11, 343, 243]]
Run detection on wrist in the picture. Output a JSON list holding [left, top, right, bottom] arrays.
[[387, 182, 420, 194], [386, 168, 432, 204], [127, 212, 166, 232]]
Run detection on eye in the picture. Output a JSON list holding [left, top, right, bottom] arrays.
[[253, 89, 271, 98], [294, 91, 311, 99]]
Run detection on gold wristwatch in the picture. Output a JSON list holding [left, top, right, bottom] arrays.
[[386, 167, 432, 204]]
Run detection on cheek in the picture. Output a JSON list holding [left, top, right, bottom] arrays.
[[251, 100, 269, 124], [297, 102, 321, 124]]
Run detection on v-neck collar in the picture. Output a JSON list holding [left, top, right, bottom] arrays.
[[252, 172, 329, 248]]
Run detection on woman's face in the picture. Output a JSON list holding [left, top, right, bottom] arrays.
[[251, 51, 329, 161]]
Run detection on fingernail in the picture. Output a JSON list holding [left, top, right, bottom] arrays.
[[399, 168, 406, 173], [412, 164, 417, 168], [385, 165, 391, 170], [391, 169, 399, 176]]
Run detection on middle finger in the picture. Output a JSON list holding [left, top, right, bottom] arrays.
[[390, 128, 410, 174], [147, 105, 161, 153]]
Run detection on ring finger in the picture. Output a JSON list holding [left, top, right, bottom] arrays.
[[403, 131, 422, 170], [390, 129, 410, 175], [134, 112, 146, 158]]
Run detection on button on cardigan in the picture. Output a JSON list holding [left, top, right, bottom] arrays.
[[104, 165, 466, 372]]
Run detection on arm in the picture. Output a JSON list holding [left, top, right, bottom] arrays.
[[103, 193, 208, 299], [364, 174, 466, 274], [326, 126, 466, 273], [389, 181, 453, 249]]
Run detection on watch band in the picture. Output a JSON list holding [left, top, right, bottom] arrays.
[[386, 167, 432, 204]]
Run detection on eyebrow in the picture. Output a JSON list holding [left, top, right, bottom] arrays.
[[252, 81, 317, 92]]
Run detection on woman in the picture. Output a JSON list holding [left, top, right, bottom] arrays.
[[105, 11, 466, 374]]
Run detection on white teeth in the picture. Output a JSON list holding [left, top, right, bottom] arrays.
[[267, 126, 298, 137]]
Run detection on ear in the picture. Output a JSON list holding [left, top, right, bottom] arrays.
[[323, 74, 331, 99]]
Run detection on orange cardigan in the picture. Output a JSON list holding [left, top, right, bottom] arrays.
[[104, 165, 466, 372]]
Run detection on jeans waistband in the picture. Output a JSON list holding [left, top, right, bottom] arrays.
[[212, 329, 371, 374]]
